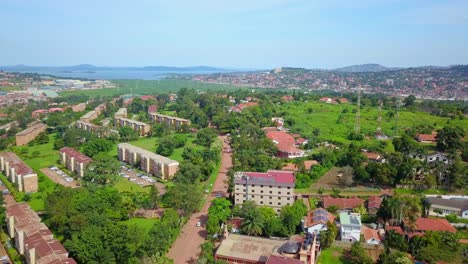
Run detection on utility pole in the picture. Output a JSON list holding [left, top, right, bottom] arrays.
[[354, 87, 361, 134]]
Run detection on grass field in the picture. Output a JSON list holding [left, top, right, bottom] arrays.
[[318, 247, 348, 264], [280, 101, 467, 145], [113, 178, 151, 194], [121, 218, 159, 234], [59, 79, 247, 98]]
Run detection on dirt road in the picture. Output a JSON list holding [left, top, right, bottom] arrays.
[[167, 135, 232, 263]]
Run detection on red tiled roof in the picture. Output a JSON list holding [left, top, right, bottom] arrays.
[[0, 152, 34, 175], [363, 152, 381, 160], [140, 95, 154, 101], [266, 131, 303, 154], [59, 147, 92, 164], [281, 95, 294, 101], [367, 196, 382, 209], [266, 255, 304, 264], [48, 108, 65, 112], [322, 196, 364, 210], [244, 170, 295, 184], [415, 218, 456, 232], [386, 225, 404, 235], [362, 226, 380, 242], [148, 105, 157, 113], [417, 133, 437, 142]]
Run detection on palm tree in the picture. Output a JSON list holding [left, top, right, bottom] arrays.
[[241, 209, 264, 236]]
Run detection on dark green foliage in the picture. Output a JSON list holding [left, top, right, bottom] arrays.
[[410, 231, 460, 264], [82, 138, 113, 157], [280, 200, 307, 235], [197, 127, 218, 147], [35, 131, 49, 144], [348, 242, 373, 264], [163, 183, 203, 216], [319, 221, 337, 249], [436, 126, 464, 153], [84, 153, 120, 185], [156, 136, 177, 156], [118, 126, 139, 142]]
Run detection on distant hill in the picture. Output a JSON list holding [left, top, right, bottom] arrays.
[[334, 63, 394, 73]]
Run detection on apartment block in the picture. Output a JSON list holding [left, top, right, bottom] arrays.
[[71, 103, 86, 112], [6, 203, 76, 264], [59, 147, 92, 177], [115, 117, 151, 136], [234, 170, 295, 212], [118, 143, 179, 180], [15, 122, 47, 146], [114, 108, 127, 120], [75, 120, 108, 138], [149, 113, 191, 129], [0, 152, 38, 193], [80, 110, 98, 122]]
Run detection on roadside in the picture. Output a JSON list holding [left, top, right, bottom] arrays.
[[167, 135, 232, 263]]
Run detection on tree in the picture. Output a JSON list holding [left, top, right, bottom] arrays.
[[435, 126, 464, 153], [378, 251, 412, 264], [208, 198, 232, 223], [84, 153, 120, 185], [241, 209, 264, 236], [35, 131, 49, 144], [280, 200, 307, 235], [319, 221, 337, 249], [0, 195, 6, 230], [118, 126, 139, 142], [145, 185, 160, 210], [404, 95, 416, 107], [353, 204, 367, 215], [163, 183, 203, 216], [83, 138, 113, 157], [197, 128, 218, 147], [156, 136, 177, 156], [392, 134, 419, 155], [348, 242, 373, 264]]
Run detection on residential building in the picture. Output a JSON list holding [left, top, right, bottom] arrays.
[[303, 208, 335, 235], [118, 143, 179, 180], [426, 152, 450, 165], [362, 151, 384, 163], [75, 120, 108, 138], [115, 117, 151, 136], [322, 196, 364, 212], [149, 113, 191, 129], [367, 196, 383, 215], [234, 170, 295, 212], [416, 132, 437, 143], [59, 147, 92, 177], [426, 197, 468, 219], [0, 152, 38, 193], [339, 212, 362, 241], [266, 131, 305, 158], [15, 122, 47, 146], [362, 226, 381, 245], [413, 218, 456, 233], [266, 255, 304, 264], [281, 95, 294, 102], [71, 103, 86, 112], [6, 203, 76, 264], [80, 110, 98, 122], [114, 108, 127, 120]]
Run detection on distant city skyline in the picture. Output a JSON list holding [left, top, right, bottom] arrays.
[[1, 0, 467, 69]]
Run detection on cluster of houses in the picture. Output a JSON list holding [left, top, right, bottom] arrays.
[[30, 102, 87, 119], [319, 97, 349, 104]]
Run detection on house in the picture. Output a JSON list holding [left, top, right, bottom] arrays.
[[426, 197, 468, 219], [416, 132, 437, 143], [339, 212, 362, 241], [362, 226, 381, 244], [31, 109, 48, 119], [337, 98, 349, 104], [322, 196, 364, 212], [6, 203, 76, 264], [234, 170, 295, 213], [303, 208, 335, 235], [140, 95, 154, 101], [266, 131, 305, 158], [0, 152, 38, 193], [426, 152, 450, 165], [367, 196, 383, 215], [118, 143, 179, 180], [413, 218, 456, 233], [282, 160, 318, 172], [75, 120, 109, 138], [295, 138, 308, 146], [80, 110, 99, 122], [362, 151, 384, 163], [71, 103, 86, 112], [15, 122, 47, 146], [266, 255, 304, 264], [59, 147, 92, 177], [149, 113, 191, 130], [271, 117, 284, 129], [319, 97, 333, 103], [114, 108, 127, 120]]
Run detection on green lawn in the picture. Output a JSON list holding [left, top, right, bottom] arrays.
[[121, 218, 159, 234], [280, 101, 467, 145], [318, 247, 347, 264], [114, 178, 151, 194]]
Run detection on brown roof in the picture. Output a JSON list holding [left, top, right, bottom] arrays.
[[16, 122, 47, 136], [367, 196, 382, 209], [322, 196, 364, 210], [362, 226, 381, 242], [415, 218, 456, 233], [266, 255, 304, 264], [304, 208, 335, 227], [362, 152, 381, 160], [60, 147, 92, 164], [417, 133, 437, 142], [0, 152, 35, 176]]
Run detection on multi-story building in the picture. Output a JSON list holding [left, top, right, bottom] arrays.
[[59, 147, 92, 177], [115, 117, 151, 136], [234, 170, 295, 212], [0, 152, 38, 193], [118, 143, 179, 180], [80, 110, 98, 122], [15, 122, 47, 146], [426, 197, 468, 219], [75, 120, 108, 138], [339, 212, 362, 242], [6, 203, 76, 264], [114, 108, 127, 120], [71, 102, 86, 112], [149, 113, 191, 129]]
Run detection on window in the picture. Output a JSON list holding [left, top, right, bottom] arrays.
[[251, 189, 254, 193], [278, 192, 281, 194], [260, 201, 263, 204], [287, 198, 290, 200], [269, 191, 272, 194], [260, 190, 264, 193], [269, 202, 272, 205], [270, 196, 272, 199], [251, 195, 254, 198], [252, 185, 255, 187], [287, 192, 290, 195], [261, 185, 263, 188], [278, 202, 281, 205], [243, 195, 246, 197], [278, 187, 281, 189], [260, 196, 263, 198], [287, 187, 290, 189], [269, 186, 272, 188]]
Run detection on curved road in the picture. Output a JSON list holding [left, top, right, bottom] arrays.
[[167, 135, 232, 263]]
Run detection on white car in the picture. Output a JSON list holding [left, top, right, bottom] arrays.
[[196, 221, 201, 227], [129, 178, 137, 182]]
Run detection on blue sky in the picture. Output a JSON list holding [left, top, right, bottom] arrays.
[[1, 0, 467, 68]]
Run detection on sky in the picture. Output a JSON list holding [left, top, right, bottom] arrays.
[[1, 0, 467, 69]]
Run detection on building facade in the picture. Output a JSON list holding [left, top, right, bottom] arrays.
[[115, 117, 151, 136], [118, 143, 179, 180], [75, 120, 109, 138], [0, 152, 38, 193], [15, 122, 47, 146], [339, 212, 362, 242], [80, 110, 99, 122], [59, 147, 92, 177], [234, 170, 295, 212], [149, 113, 191, 129], [6, 203, 76, 264], [426, 197, 468, 219]]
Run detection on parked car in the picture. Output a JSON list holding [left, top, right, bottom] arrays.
[[196, 221, 201, 227]]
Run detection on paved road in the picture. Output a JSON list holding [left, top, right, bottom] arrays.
[[167, 135, 232, 263]]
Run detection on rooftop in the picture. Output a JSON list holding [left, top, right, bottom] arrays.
[[414, 218, 456, 233], [0, 152, 35, 176], [234, 170, 295, 187], [323, 196, 364, 210], [339, 212, 361, 226], [362, 226, 381, 242], [16, 122, 46, 136], [116, 117, 150, 126], [60, 147, 92, 164], [304, 208, 335, 227], [149, 112, 190, 122], [215, 234, 285, 263], [426, 197, 468, 211], [118, 143, 179, 165], [367, 196, 383, 209]]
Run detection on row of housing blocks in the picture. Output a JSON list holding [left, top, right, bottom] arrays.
[[149, 113, 191, 129], [15, 122, 47, 146], [6, 202, 76, 264], [0, 152, 38, 193], [59, 147, 92, 177], [118, 143, 179, 180]]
